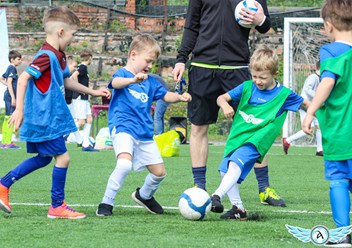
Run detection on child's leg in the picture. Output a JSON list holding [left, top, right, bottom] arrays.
[[330, 179, 350, 227], [1, 115, 13, 145], [82, 115, 92, 147], [139, 163, 166, 200], [101, 158, 132, 206], [315, 128, 323, 152], [220, 171, 244, 210], [51, 152, 70, 207], [214, 161, 242, 199], [286, 130, 306, 144], [1, 155, 53, 188]]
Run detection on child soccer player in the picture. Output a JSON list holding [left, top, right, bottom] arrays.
[[210, 45, 309, 220], [303, 0, 352, 246], [71, 48, 97, 152], [96, 34, 191, 216], [64, 55, 83, 146], [283, 61, 323, 156], [0, 6, 110, 219], [0, 50, 22, 149]]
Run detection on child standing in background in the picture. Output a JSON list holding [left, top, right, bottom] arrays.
[[0, 50, 22, 149], [71, 48, 98, 152]]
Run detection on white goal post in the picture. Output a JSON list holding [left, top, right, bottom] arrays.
[[282, 17, 329, 146]]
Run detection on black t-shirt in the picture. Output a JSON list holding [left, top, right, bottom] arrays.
[[72, 64, 89, 100]]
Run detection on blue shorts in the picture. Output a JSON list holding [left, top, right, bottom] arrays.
[[325, 159, 352, 180], [4, 92, 15, 115], [218, 143, 260, 184], [27, 136, 67, 157]]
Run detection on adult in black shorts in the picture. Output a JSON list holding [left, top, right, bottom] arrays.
[[173, 0, 286, 209]]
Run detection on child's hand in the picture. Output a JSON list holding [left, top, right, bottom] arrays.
[[133, 73, 148, 83], [92, 88, 111, 98], [8, 109, 24, 132], [179, 92, 192, 102], [221, 105, 234, 118], [302, 113, 314, 134]]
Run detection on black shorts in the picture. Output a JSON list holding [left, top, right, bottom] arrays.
[[187, 66, 251, 125]]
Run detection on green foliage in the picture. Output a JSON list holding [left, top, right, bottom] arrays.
[[109, 19, 128, 33], [0, 145, 332, 248], [13, 16, 43, 32]]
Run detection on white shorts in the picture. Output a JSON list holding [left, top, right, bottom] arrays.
[[67, 103, 76, 119], [112, 131, 163, 172], [299, 109, 319, 127], [72, 98, 92, 119]]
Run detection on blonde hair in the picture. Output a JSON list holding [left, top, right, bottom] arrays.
[[128, 33, 161, 58], [249, 45, 278, 75], [43, 6, 80, 33], [321, 0, 352, 31]]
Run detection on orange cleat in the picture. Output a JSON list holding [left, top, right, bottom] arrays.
[[47, 202, 86, 219], [0, 182, 12, 213]]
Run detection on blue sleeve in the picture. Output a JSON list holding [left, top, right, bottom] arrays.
[[227, 83, 244, 105], [277, 92, 304, 116], [25, 66, 41, 79], [7, 66, 17, 79], [152, 77, 167, 101], [320, 46, 337, 81], [108, 69, 125, 89]]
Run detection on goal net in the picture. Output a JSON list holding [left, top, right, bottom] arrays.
[[282, 17, 329, 146]]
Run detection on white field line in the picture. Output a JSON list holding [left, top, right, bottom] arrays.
[[10, 202, 332, 215]]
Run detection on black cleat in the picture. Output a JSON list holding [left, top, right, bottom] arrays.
[[324, 234, 351, 247], [220, 205, 247, 220], [96, 203, 113, 216], [210, 194, 224, 213], [131, 188, 164, 214]]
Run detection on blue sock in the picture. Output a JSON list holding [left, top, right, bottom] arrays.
[[51, 166, 68, 208], [254, 166, 269, 193], [192, 166, 206, 191], [0, 155, 52, 188], [330, 180, 350, 227]]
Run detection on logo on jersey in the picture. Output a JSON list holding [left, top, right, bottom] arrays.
[[128, 88, 148, 103], [239, 110, 264, 124], [286, 224, 352, 246]]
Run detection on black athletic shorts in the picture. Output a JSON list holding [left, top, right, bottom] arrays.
[[187, 65, 251, 125]]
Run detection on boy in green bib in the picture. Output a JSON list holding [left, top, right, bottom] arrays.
[[210, 45, 309, 220]]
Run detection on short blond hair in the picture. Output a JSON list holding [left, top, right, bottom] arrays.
[[128, 33, 161, 58], [43, 6, 80, 33], [249, 45, 278, 75], [321, 0, 352, 31]]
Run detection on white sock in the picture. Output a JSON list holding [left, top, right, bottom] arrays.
[[220, 172, 244, 210], [82, 123, 92, 147], [74, 131, 83, 145], [102, 159, 132, 206], [316, 129, 323, 152], [287, 130, 306, 144], [139, 173, 165, 200], [213, 161, 241, 199]]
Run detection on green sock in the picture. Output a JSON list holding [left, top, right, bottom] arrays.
[[2, 116, 13, 144]]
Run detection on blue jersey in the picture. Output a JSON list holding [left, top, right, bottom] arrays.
[[3, 65, 18, 98], [108, 68, 167, 141], [320, 41, 352, 80], [228, 81, 303, 115]]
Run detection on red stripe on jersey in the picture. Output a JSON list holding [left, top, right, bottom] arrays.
[[28, 42, 67, 93]]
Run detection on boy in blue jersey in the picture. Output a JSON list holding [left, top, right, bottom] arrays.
[[0, 50, 22, 149], [0, 7, 110, 219], [303, 0, 352, 246], [210, 45, 309, 220], [96, 34, 191, 216]]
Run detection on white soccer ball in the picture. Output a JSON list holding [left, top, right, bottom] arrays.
[[178, 187, 211, 220], [234, 0, 261, 28]]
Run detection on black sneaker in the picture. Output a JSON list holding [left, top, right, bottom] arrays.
[[131, 188, 164, 214], [316, 151, 324, 157], [220, 205, 247, 220], [324, 234, 351, 247], [210, 194, 224, 213], [96, 203, 113, 216]]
